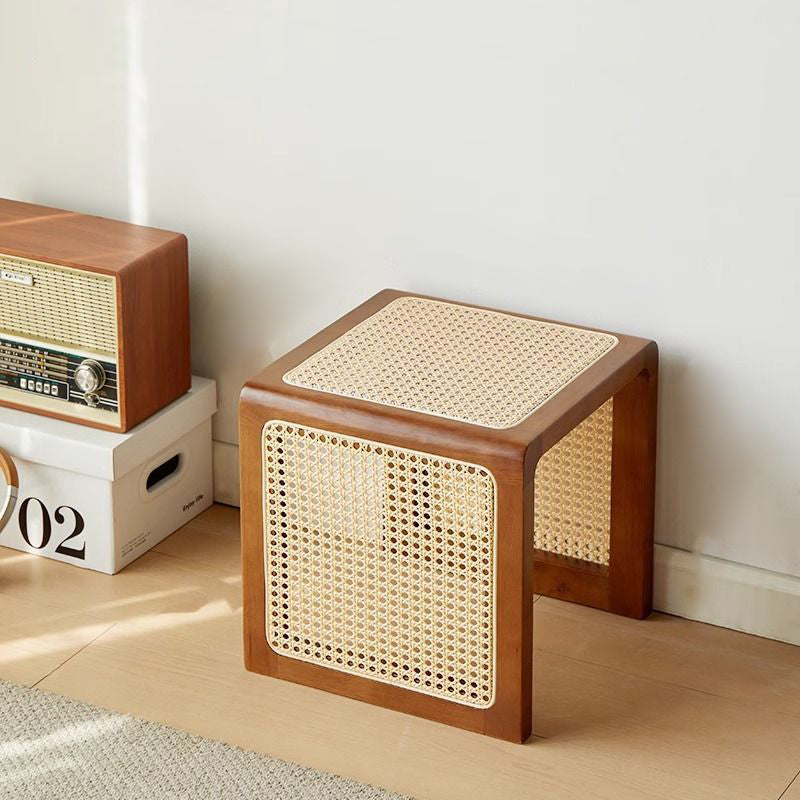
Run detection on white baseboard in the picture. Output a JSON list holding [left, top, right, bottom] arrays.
[[212, 440, 240, 507], [211, 440, 800, 646], [654, 544, 800, 646]]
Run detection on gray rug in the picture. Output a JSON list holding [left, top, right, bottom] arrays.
[[0, 681, 411, 799]]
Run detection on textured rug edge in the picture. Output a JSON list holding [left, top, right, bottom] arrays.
[[0, 678, 412, 800]]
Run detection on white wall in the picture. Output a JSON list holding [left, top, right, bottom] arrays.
[[1, 1, 798, 580]]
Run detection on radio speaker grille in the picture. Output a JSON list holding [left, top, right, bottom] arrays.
[[263, 421, 497, 708], [534, 399, 613, 565], [0, 253, 117, 355]]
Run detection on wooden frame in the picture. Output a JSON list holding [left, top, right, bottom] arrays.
[[0, 198, 191, 432], [240, 289, 658, 743], [531, 366, 658, 618]]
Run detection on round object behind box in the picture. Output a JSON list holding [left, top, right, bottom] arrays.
[[0, 446, 19, 532]]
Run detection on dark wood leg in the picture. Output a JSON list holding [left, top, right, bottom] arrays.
[[608, 362, 659, 619], [485, 474, 534, 743]]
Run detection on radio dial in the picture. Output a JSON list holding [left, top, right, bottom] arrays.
[[74, 360, 106, 395]]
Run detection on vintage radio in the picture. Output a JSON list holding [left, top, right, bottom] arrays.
[[0, 199, 190, 431]]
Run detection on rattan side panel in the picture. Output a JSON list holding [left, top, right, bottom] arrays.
[[263, 421, 497, 708], [534, 399, 613, 566], [0, 253, 117, 355]]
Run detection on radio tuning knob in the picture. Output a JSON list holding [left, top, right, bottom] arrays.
[[74, 359, 106, 395]]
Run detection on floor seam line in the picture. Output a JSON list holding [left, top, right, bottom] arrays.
[[31, 622, 117, 689], [778, 768, 800, 800]]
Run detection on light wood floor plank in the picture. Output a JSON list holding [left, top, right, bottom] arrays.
[[35, 610, 800, 800], [153, 503, 241, 574], [535, 596, 800, 718], [3, 506, 800, 800], [0, 590, 111, 686]]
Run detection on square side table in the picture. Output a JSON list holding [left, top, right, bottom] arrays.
[[240, 290, 657, 742]]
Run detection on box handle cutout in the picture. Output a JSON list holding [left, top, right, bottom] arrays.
[[146, 454, 181, 492]]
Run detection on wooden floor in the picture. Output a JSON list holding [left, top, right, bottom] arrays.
[[1, 504, 799, 800]]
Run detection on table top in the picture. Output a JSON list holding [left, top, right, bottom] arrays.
[[284, 296, 617, 429]]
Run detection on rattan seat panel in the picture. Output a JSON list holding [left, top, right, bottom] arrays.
[[284, 297, 617, 429], [263, 421, 497, 708], [534, 399, 613, 565]]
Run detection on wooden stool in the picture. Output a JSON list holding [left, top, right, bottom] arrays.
[[240, 290, 658, 743]]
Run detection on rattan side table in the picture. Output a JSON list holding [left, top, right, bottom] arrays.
[[240, 290, 658, 743]]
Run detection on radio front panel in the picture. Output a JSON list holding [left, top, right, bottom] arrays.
[[0, 333, 120, 426], [0, 252, 121, 427]]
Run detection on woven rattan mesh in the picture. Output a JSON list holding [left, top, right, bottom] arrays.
[[534, 399, 613, 565], [0, 253, 117, 355], [263, 421, 497, 708], [284, 297, 617, 429]]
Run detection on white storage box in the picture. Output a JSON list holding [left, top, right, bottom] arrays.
[[0, 377, 215, 574]]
